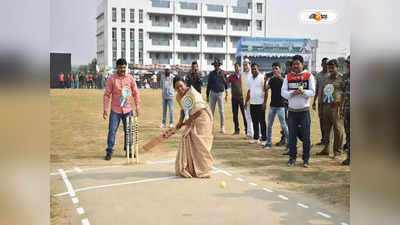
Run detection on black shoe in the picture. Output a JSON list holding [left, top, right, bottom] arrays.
[[282, 151, 290, 155], [303, 161, 310, 168], [316, 141, 324, 146], [275, 137, 286, 146], [232, 131, 240, 135], [342, 158, 350, 165], [316, 150, 329, 156], [287, 158, 296, 167], [105, 153, 112, 160], [125, 151, 133, 158]]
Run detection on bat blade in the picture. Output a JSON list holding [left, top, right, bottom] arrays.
[[142, 128, 176, 152]]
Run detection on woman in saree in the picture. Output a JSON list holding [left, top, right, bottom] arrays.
[[163, 76, 214, 178]]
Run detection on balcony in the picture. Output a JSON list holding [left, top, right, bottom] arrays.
[[175, 1, 201, 16], [147, 41, 173, 52], [148, 0, 173, 14], [147, 20, 173, 33], [203, 41, 226, 54], [176, 16, 200, 34], [228, 23, 251, 37], [229, 6, 252, 20], [202, 21, 226, 36], [203, 4, 226, 18]]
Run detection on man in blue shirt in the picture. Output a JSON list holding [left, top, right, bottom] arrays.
[[206, 58, 228, 134], [160, 65, 175, 128]]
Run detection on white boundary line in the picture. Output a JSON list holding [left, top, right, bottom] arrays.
[[50, 165, 123, 176], [81, 218, 90, 225], [317, 211, 331, 219], [235, 177, 244, 182], [297, 202, 309, 209], [341, 223, 349, 225], [278, 195, 289, 200], [72, 197, 79, 204], [54, 176, 179, 197], [76, 207, 85, 215], [58, 169, 76, 197], [263, 187, 273, 193], [248, 182, 257, 186]]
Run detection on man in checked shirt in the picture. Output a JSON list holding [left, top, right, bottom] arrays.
[[103, 58, 141, 161]]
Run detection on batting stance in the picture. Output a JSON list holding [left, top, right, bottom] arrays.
[[103, 58, 140, 161]]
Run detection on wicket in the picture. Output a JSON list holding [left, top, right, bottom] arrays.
[[125, 115, 139, 164]]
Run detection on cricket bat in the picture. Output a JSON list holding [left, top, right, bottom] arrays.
[[142, 127, 177, 152]]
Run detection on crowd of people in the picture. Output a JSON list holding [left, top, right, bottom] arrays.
[[158, 55, 351, 168], [101, 55, 350, 178], [58, 72, 107, 89]]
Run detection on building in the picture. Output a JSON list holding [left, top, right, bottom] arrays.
[[96, 0, 269, 72]]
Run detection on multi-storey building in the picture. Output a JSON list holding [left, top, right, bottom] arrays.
[[96, 0, 269, 72]]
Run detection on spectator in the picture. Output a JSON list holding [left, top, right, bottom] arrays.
[[276, 60, 292, 147], [186, 61, 202, 94], [58, 72, 65, 89], [160, 65, 175, 128], [74, 73, 79, 88], [317, 59, 345, 160], [88, 73, 94, 88], [263, 62, 289, 149], [342, 57, 350, 165], [281, 55, 315, 168], [206, 58, 228, 134], [243, 58, 254, 139], [245, 63, 267, 145], [312, 58, 330, 146], [226, 63, 247, 135]]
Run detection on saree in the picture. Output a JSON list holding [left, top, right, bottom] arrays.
[[175, 87, 214, 178]]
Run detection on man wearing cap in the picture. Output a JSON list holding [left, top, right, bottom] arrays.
[[206, 58, 228, 133], [160, 65, 175, 128], [185, 61, 202, 93]]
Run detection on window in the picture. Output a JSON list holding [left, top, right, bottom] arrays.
[[207, 4, 223, 12], [130, 9, 134, 23], [257, 3, 263, 14], [121, 28, 126, 58], [206, 18, 224, 30], [130, 29, 135, 64], [121, 8, 125, 22], [232, 6, 248, 14], [180, 2, 197, 10], [248, 3, 252, 9], [207, 36, 224, 48], [151, 34, 170, 46], [112, 8, 116, 22], [152, 15, 169, 27], [139, 9, 143, 23], [152, 0, 170, 8], [231, 19, 249, 31], [231, 37, 240, 48], [180, 35, 197, 47], [180, 16, 197, 28], [257, 20, 262, 31], [112, 28, 117, 62], [139, 29, 143, 64]]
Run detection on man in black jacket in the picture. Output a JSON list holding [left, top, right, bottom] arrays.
[[185, 61, 202, 93]]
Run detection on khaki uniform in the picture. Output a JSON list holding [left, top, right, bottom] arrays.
[[321, 74, 345, 155]]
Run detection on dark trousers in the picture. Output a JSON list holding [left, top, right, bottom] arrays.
[[250, 104, 266, 141], [344, 108, 350, 157], [232, 98, 247, 133], [106, 110, 133, 154], [318, 103, 326, 143], [288, 110, 311, 162]]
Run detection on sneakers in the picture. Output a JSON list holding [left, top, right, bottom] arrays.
[[160, 123, 166, 128], [249, 139, 259, 144], [260, 141, 267, 146], [263, 143, 272, 149], [275, 138, 286, 146], [287, 158, 296, 167], [220, 127, 225, 134], [303, 161, 310, 168], [316, 150, 329, 156], [104, 153, 112, 160], [342, 158, 350, 165], [169, 124, 174, 128], [282, 147, 290, 155]]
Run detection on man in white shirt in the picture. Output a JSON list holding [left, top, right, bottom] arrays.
[[281, 55, 315, 168], [242, 58, 254, 138], [245, 63, 267, 145]]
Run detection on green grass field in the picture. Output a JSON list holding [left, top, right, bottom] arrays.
[[50, 88, 349, 223]]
